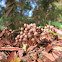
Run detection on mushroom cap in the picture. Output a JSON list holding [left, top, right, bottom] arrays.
[[31, 38, 35, 41], [23, 33, 25, 36], [15, 37, 18, 40], [30, 23, 33, 27], [17, 35, 20, 38], [23, 38, 27, 41], [6, 30, 9, 33], [20, 31, 23, 35], [24, 35, 28, 38], [33, 23, 36, 26], [27, 25, 30, 30], [9, 29, 12, 32], [20, 27, 24, 31], [24, 23, 27, 27], [8, 32, 10, 36], [32, 28, 36, 32], [16, 40, 18, 42], [28, 34, 32, 38], [20, 35, 23, 39], [29, 29, 33, 33], [5, 27, 8, 30], [24, 31, 28, 34], [2, 31, 5, 34], [19, 39, 22, 41], [34, 32, 38, 36], [25, 28, 28, 31]]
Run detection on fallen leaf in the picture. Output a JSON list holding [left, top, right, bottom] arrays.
[[13, 57, 21, 62], [18, 49, 25, 58], [5, 51, 16, 62], [0, 42, 4, 47], [37, 58, 43, 62], [45, 44, 52, 52], [53, 46, 62, 51], [0, 47, 21, 51], [42, 51, 59, 61]]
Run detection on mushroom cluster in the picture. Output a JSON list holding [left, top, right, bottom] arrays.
[[0, 27, 14, 42], [15, 23, 43, 47], [40, 25, 58, 41]]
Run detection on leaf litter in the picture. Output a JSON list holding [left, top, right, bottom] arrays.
[[0, 23, 62, 62]]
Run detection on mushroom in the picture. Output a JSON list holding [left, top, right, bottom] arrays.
[[20, 27, 24, 31], [20, 35, 23, 39], [24, 23, 27, 27], [17, 35, 20, 39], [2, 30, 5, 34], [28, 34, 32, 38], [31, 38, 35, 42], [23, 38, 27, 41], [20, 31, 23, 35], [34, 32, 38, 36], [19, 39, 22, 42]]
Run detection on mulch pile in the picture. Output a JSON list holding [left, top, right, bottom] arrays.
[[0, 23, 62, 62]]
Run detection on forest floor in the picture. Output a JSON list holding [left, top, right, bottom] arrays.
[[0, 24, 62, 62]]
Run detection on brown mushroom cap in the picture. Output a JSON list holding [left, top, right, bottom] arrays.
[[5, 30, 9, 33], [24, 31, 28, 34], [28, 34, 32, 38], [27, 25, 30, 30], [34, 32, 38, 36], [32, 28, 36, 32], [25, 28, 28, 31], [5, 27, 8, 30], [24, 23, 27, 27], [8, 32, 10, 36], [23, 38, 27, 41], [20, 31, 23, 35], [23, 33, 25, 36], [19, 39, 22, 41], [17, 35, 20, 38], [9, 29, 12, 32], [31, 38, 35, 41], [20, 27, 24, 31], [2, 30, 5, 34], [20, 35, 23, 39], [16, 40, 18, 42], [29, 29, 33, 33], [39, 26, 41, 29], [15, 37, 18, 40], [24, 35, 28, 38]]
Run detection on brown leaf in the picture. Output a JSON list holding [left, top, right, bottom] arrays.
[[45, 44, 52, 52], [5, 52, 15, 62], [37, 58, 43, 62], [0, 47, 21, 51], [42, 51, 59, 61], [0, 42, 4, 47], [18, 49, 25, 58]]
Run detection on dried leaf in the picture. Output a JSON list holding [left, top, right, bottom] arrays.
[[46, 44, 52, 52], [18, 49, 24, 58], [37, 58, 43, 62], [13, 57, 21, 62], [0, 42, 4, 47], [0, 47, 21, 51], [53, 46, 62, 51], [5, 52, 16, 62]]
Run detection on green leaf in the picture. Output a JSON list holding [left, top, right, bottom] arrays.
[[23, 44, 26, 51], [49, 31, 62, 37], [15, 58, 21, 62]]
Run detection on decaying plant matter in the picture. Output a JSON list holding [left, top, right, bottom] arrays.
[[0, 23, 62, 62]]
